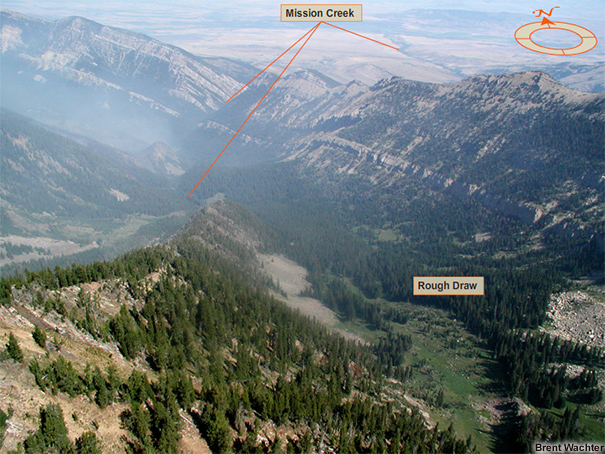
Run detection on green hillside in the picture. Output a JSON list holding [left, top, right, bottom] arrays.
[[0, 204, 475, 453]]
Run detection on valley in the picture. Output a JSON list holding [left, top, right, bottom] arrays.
[[2, 197, 602, 452], [260, 251, 508, 452], [1, 7, 604, 454]]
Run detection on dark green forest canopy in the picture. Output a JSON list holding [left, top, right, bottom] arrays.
[[3, 232, 476, 453], [4, 194, 604, 452], [181, 167, 605, 450]]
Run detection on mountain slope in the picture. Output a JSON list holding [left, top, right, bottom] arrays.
[[0, 110, 186, 219], [182, 70, 369, 166], [0, 203, 474, 453], [134, 142, 184, 176], [0, 10, 258, 150], [290, 72, 604, 239], [185, 71, 604, 245], [0, 109, 195, 274]]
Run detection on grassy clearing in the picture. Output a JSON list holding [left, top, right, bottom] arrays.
[[377, 229, 400, 242], [399, 306, 502, 453], [334, 318, 383, 344], [338, 299, 502, 453], [260, 258, 504, 452], [580, 411, 605, 440], [585, 288, 605, 304], [1, 212, 192, 277]]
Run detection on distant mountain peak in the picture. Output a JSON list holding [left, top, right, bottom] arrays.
[[273, 69, 342, 100], [470, 71, 559, 87], [455, 71, 605, 112], [1, 9, 41, 21]]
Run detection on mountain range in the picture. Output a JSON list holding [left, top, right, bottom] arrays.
[[0, 9, 602, 272], [0, 108, 196, 274], [1, 10, 603, 272], [1, 10, 257, 150], [186, 70, 604, 246], [1, 9, 604, 454]]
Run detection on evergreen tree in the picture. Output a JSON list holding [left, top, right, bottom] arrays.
[[130, 402, 151, 448], [206, 408, 232, 454], [75, 431, 102, 454], [6, 332, 23, 362], [0, 408, 9, 446], [0, 278, 12, 306], [24, 404, 74, 454], [95, 377, 109, 408], [32, 325, 47, 349]]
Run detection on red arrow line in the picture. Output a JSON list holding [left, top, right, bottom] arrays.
[[227, 24, 320, 103], [188, 22, 322, 197], [322, 22, 399, 50], [188, 21, 400, 194]]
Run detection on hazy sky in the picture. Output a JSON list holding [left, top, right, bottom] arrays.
[[2, 0, 602, 32], [3, 0, 602, 85]]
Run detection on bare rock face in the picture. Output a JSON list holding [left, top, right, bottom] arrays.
[[545, 292, 605, 349]]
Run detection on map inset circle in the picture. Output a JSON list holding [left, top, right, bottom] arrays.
[[514, 21, 597, 55]]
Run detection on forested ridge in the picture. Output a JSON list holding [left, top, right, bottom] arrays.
[[0, 224, 473, 453], [181, 163, 605, 451], [1, 183, 603, 451]]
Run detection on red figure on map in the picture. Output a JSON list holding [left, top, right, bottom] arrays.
[[532, 7, 559, 26], [532, 6, 559, 17]]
